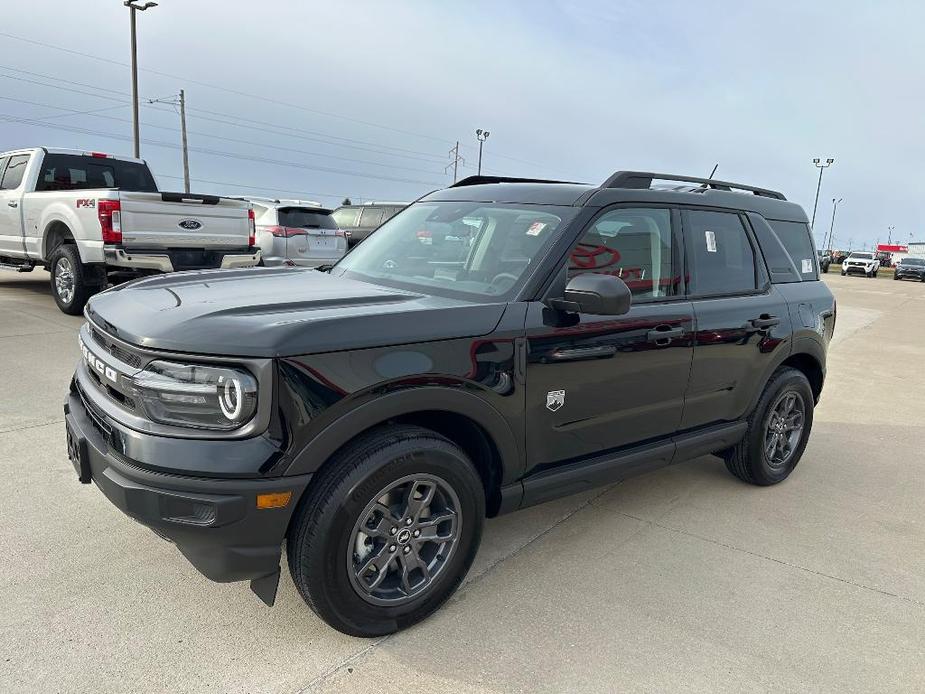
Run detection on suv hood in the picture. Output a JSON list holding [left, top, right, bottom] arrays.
[[86, 267, 506, 357]]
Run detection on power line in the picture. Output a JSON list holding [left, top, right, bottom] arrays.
[[0, 31, 546, 170], [154, 173, 372, 203], [0, 64, 451, 166], [0, 111, 444, 187], [0, 95, 449, 177]]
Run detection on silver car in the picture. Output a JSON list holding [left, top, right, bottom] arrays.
[[247, 198, 348, 267]]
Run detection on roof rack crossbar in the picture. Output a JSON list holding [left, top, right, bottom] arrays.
[[602, 171, 786, 200], [450, 175, 585, 188]]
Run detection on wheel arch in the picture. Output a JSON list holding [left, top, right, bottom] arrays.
[[284, 387, 522, 517], [42, 218, 75, 261]]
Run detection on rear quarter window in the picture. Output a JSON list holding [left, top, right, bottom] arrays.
[[767, 220, 818, 280], [358, 207, 385, 228]]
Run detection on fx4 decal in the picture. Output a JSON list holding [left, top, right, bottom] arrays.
[[76, 199, 96, 209]]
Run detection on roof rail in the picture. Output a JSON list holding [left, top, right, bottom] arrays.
[[450, 175, 585, 188], [602, 171, 786, 200]]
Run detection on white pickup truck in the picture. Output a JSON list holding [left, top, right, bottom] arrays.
[[0, 148, 260, 313]]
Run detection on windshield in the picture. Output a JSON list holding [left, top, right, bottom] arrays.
[[278, 207, 336, 229], [901, 257, 925, 265], [849, 252, 873, 259], [333, 201, 577, 299]]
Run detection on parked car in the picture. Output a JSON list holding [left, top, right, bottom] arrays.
[[817, 249, 831, 273], [0, 147, 259, 313], [242, 197, 347, 267], [65, 170, 834, 636], [893, 256, 925, 281], [332, 201, 406, 246], [841, 251, 880, 277]]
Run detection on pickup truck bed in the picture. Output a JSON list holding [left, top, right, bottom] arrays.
[[0, 147, 259, 313]]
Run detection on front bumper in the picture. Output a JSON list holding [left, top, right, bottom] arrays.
[[843, 265, 873, 275], [63, 386, 311, 590], [104, 247, 261, 272], [896, 270, 925, 279]]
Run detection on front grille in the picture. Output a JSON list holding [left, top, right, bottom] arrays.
[[75, 380, 112, 444], [90, 325, 143, 368]]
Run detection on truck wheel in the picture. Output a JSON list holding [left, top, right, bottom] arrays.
[[722, 367, 814, 486], [49, 244, 98, 315], [286, 425, 485, 636]]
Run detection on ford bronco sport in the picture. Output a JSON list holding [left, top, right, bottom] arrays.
[[64, 171, 835, 636]]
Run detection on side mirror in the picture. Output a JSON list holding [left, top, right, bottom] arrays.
[[550, 273, 632, 316]]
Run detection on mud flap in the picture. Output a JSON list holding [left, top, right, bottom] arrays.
[[250, 568, 281, 607]]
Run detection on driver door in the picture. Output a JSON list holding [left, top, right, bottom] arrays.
[[524, 206, 694, 470]]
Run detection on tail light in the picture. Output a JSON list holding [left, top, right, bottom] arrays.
[[247, 209, 256, 248], [334, 229, 347, 238], [98, 200, 122, 243]]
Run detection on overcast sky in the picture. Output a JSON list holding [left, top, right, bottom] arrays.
[[2, 0, 922, 249]]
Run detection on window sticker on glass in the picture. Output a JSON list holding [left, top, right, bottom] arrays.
[[801, 258, 813, 273], [705, 230, 717, 253], [526, 221, 547, 236]]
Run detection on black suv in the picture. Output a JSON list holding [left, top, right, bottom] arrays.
[[332, 202, 406, 246], [64, 171, 835, 636], [894, 256, 925, 281]]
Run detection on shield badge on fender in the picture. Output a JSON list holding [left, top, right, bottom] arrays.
[[546, 390, 565, 412]]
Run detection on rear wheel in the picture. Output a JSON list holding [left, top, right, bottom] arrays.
[[49, 244, 100, 315], [722, 367, 814, 486], [286, 425, 485, 636]]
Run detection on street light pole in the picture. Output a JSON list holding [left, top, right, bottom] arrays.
[[124, 1, 158, 159], [475, 129, 490, 175], [810, 157, 834, 229], [825, 197, 843, 252]]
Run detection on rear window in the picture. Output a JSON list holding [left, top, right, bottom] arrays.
[[277, 207, 337, 229], [34, 154, 158, 192], [767, 220, 817, 280], [332, 207, 360, 228]]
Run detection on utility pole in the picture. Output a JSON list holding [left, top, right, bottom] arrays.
[[825, 197, 842, 252], [887, 225, 895, 245], [148, 91, 190, 192], [179, 89, 190, 192], [124, 1, 158, 158], [446, 141, 465, 183], [810, 157, 834, 228], [475, 129, 490, 175]]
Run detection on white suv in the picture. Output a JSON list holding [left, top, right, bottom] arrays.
[[246, 198, 348, 267], [841, 251, 880, 278]]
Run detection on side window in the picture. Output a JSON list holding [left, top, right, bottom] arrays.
[[684, 210, 757, 295], [0, 157, 9, 184], [0, 154, 30, 190], [767, 220, 818, 280], [567, 207, 678, 301], [359, 207, 385, 228], [331, 207, 360, 228]]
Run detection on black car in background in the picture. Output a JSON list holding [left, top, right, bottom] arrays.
[[894, 256, 925, 281], [332, 202, 406, 246]]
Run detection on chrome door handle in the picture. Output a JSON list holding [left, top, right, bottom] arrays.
[[646, 326, 684, 346], [7, 201, 18, 208]]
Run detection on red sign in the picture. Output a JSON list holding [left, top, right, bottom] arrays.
[[877, 244, 908, 252]]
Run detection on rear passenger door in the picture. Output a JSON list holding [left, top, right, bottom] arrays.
[[0, 154, 29, 256], [679, 208, 791, 430]]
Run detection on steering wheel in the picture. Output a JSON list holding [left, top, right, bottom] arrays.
[[488, 272, 519, 292]]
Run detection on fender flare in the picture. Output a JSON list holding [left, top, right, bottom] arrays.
[[747, 336, 825, 415], [283, 386, 523, 482], [41, 213, 77, 260]]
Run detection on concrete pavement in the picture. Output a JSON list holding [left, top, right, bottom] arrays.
[[1, 270, 923, 693]]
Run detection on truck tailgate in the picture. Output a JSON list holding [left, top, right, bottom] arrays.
[[119, 192, 250, 249]]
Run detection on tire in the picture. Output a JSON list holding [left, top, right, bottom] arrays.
[[286, 425, 485, 636], [722, 367, 814, 486], [822, 265, 829, 274], [840, 270, 846, 276], [49, 244, 99, 315], [894, 274, 899, 280]]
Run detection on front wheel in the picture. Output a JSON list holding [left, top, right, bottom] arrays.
[[49, 244, 99, 315], [286, 425, 485, 636], [840, 270, 846, 276], [722, 367, 814, 486]]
